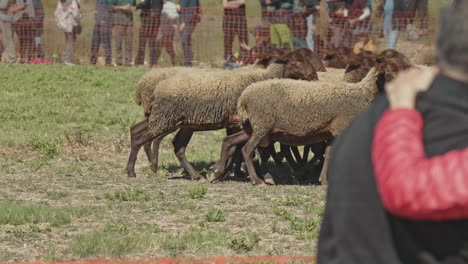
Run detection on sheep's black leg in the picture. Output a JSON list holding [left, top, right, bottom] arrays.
[[241, 133, 265, 185], [268, 143, 284, 166], [172, 128, 202, 180], [127, 121, 155, 177], [143, 142, 152, 163], [309, 142, 326, 166], [291, 146, 303, 166], [301, 145, 311, 165], [130, 120, 153, 163], [232, 145, 246, 178], [150, 132, 171, 173], [281, 144, 300, 170], [208, 131, 249, 182], [258, 147, 270, 175]]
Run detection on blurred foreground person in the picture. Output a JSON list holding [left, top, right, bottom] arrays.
[[317, 1, 468, 263]]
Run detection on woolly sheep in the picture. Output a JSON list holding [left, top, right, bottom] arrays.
[[210, 67, 384, 185], [126, 58, 317, 179], [132, 55, 280, 168]]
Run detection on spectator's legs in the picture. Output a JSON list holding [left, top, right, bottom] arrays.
[[306, 14, 315, 51], [182, 20, 196, 67], [165, 32, 176, 66], [0, 25, 3, 58], [114, 25, 124, 66], [124, 24, 133, 66], [154, 38, 163, 65], [332, 24, 343, 48], [148, 15, 161, 67], [223, 15, 235, 61], [91, 24, 101, 65], [102, 24, 112, 66], [64, 31, 77, 64], [0, 21, 15, 63], [135, 16, 149, 66], [14, 17, 34, 63], [416, 0, 428, 34], [387, 30, 400, 49], [238, 15, 249, 59], [25, 18, 35, 62], [34, 23, 44, 59]]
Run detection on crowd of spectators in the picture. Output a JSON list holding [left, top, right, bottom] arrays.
[[0, 0, 429, 66]]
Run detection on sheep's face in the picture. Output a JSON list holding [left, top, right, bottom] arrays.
[[343, 55, 376, 83], [284, 60, 318, 81], [322, 52, 347, 69], [375, 49, 413, 83], [374, 51, 413, 94]]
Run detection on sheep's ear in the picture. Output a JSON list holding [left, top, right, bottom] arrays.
[[275, 52, 292, 64]]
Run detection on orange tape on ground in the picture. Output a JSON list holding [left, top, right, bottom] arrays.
[[0, 256, 316, 264]]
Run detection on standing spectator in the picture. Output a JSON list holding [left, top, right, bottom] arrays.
[[222, 0, 247, 63], [0, 0, 23, 63], [134, 0, 163, 67], [13, 0, 36, 63], [179, 0, 200, 66], [342, 0, 371, 49], [154, 0, 179, 66], [90, 0, 113, 66], [112, 0, 136, 66], [32, 0, 43, 59], [381, 0, 405, 49], [317, 1, 468, 263], [55, 0, 81, 65], [301, 0, 320, 51], [327, 0, 345, 48]]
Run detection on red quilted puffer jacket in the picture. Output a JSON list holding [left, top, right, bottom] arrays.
[[372, 109, 468, 220]]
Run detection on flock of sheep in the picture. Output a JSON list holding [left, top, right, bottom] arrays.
[[125, 47, 413, 185]]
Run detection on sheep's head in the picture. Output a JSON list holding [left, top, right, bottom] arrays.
[[375, 49, 413, 81], [279, 49, 319, 81], [343, 51, 376, 83], [322, 49, 349, 69], [254, 48, 291, 68], [374, 49, 413, 93], [292, 48, 327, 72]]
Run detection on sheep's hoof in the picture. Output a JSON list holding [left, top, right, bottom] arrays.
[[250, 176, 265, 186], [206, 171, 219, 183], [190, 174, 204, 181], [150, 163, 158, 173], [126, 169, 137, 178], [264, 173, 275, 185]]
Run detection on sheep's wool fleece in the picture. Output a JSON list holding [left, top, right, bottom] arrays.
[[148, 63, 286, 136], [237, 68, 381, 137], [317, 68, 345, 83], [135, 67, 223, 116]]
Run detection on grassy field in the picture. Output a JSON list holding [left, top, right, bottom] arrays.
[[0, 64, 326, 261]]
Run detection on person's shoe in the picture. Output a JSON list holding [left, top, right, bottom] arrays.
[[64, 61, 75, 66]]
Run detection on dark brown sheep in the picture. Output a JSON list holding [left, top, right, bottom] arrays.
[[290, 48, 327, 72]]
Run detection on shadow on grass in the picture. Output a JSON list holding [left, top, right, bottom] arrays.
[[163, 159, 322, 186]]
